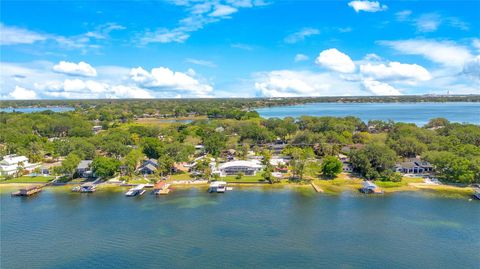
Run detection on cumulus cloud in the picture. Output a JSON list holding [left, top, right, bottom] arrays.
[[1, 61, 216, 99], [360, 62, 431, 82], [7, 86, 38, 100], [380, 39, 472, 68], [35, 79, 153, 99], [130, 67, 213, 96], [462, 56, 480, 79], [315, 48, 356, 73], [254, 70, 365, 97], [348, 1, 387, 13], [284, 28, 319, 44], [52, 61, 97, 77], [294, 54, 309, 62], [362, 79, 401, 95]]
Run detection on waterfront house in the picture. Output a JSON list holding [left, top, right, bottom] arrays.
[[0, 154, 39, 176], [138, 163, 157, 175], [395, 158, 433, 174], [77, 160, 93, 178], [218, 160, 263, 177]]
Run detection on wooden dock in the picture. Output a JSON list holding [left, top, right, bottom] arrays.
[[11, 185, 43, 196], [311, 182, 324, 193]]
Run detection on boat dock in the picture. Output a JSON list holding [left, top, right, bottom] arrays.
[[11, 185, 43, 197], [360, 181, 383, 194], [125, 184, 146, 197], [311, 182, 324, 193], [153, 181, 171, 195]]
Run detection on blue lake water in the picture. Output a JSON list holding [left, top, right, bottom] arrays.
[[1, 187, 479, 269], [0, 107, 75, 113], [256, 102, 480, 125]]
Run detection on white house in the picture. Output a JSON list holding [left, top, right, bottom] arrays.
[[218, 160, 263, 177], [0, 155, 39, 176]]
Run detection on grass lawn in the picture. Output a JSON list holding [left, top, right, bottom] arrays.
[[222, 173, 266, 183], [1, 176, 55, 183], [169, 173, 192, 181], [127, 178, 151, 184]]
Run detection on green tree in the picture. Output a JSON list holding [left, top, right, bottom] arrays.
[[92, 156, 120, 178], [56, 153, 80, 178], [320, 156, 343, 178]]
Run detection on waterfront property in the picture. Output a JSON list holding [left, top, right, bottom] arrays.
[[218, 160, 263, 177], [76, 160, 93, 178], [137, 159, 159, 175], [395, 158, 433, 174], [0, 155, 39, 176]]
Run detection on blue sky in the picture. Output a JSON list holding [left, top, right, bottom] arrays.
[[1, 0, 479, 99]]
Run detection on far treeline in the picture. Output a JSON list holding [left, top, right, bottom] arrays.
[[0, 95, 479, 119], [0, 106, 479, 184]]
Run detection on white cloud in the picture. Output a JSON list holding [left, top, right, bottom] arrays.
[[462, 56, 480, 79], [284, 28, 319, 44], [140, 29, 190, 44], [294, 54, 309, 62], [209, 4, 238, 17], [360, 62, 431, 82], [348, 1, 387, 13], [0, 24, 48, 45], [472, 39, 480, 52], [315, 48, 356, 73], [141, 1, 266, 44], [415, 13, 441, 32], [254, 70, 368, 97], [380, 39, 473, 68], [395, 10, 412, 21], [52, 61, 97, 77], [130, 66, 213, 96], [0, 23, 124, 54], [362, 79, 401, 95], [186, 58, 217, 67], [35, 79, 153, 99], [7, 86, 38, 100]]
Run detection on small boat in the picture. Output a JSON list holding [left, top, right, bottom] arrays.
[[473, 190, 480, 200], [153, 181, 171, 195], [360, 181, 383, 194], [11, 185, 42, 196], [208, 181, 227, 193], [80, 182, 96, 193], [72, 182, 96, 193], [125, 184, 146, 197]]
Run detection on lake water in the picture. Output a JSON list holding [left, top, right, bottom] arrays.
[[256, 102, 480, 125], [1, 187, 479, 269], [0, 107, 75, 113]]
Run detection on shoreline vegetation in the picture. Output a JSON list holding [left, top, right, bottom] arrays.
[[1, 97, 479, 201], [1, 174, 475, 199]]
